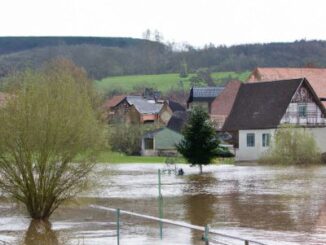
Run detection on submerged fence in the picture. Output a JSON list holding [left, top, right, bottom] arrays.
[[90, 204, 268, 245]]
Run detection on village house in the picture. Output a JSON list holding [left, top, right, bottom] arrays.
[[223, 78, 326, 161], [159, 100, 185, 124], [187, 86, 224, 113], [102, 94, 126, 121], [248, 67, 326, 107], [112, 96, 165, 124], [104, 94, 185, 125], [141, 127, 184, 156], [141, 111, 188, 156], [210, 80, 241, 130]]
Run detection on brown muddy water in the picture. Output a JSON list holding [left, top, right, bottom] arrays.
[[1, 164, 326, 245]]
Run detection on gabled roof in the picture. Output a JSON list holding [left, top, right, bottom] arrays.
[[103, 95, 126, 109], [187, 87, 224, 103], [126, 96, 163, 114], [248, 67, 326, 107], [223, 78, 318, 131], [211, 80, 241, 117], [167, 111, 188, 133]]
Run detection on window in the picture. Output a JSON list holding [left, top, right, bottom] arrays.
[[262, 133, 271, 147], [144, 138, 154, 150], [298, 104, 307, 118], [247, 133, 255, 147]]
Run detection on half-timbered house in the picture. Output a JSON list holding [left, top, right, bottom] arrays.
[[223, 78, 326, 161]]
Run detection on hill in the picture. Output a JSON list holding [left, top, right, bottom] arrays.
[[0, 36, 154, 55], [1, 37, 326, 81], [96, 71, 251, 96]]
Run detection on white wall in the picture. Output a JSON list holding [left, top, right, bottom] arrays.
[[236, 127, 326, 161], [236, 129, 275, 161], [307, 127, 326, 153], [280, 102, 325, 125]]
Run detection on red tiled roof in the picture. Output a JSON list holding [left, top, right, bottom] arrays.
[[103, 95, 126, 110], [211, 80, 241, 117], [248, 67, 326, 107]]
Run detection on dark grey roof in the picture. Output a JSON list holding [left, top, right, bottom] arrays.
[[223, 78, 307, 131], [187, 87, 224, 103], [168, 100, 185, 112], [126, 96, 163, 114], [167, 111, 188, 133]]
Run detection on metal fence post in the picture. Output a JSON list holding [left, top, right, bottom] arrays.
[[116, 208, 120, 245], [158, 169, 163, 240], [245, 240, 249, 245], [204, 224, 209, 245]]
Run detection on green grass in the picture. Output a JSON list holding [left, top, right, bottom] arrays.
[[95, 151, 167, 163], [95, 71, 251, 94], [77, 151, 234, 164]]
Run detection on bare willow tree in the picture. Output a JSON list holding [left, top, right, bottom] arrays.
[[0, 59, 103, 219]]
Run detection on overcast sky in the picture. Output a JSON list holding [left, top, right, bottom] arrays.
[[1, 0, 325, 47]]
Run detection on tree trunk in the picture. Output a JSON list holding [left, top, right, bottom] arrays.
[[199, 164, 203, 174]]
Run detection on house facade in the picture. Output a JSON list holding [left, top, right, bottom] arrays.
[[111, 96, 164, 124], [223, 78, 326, 161], [159, 100, 185, 125], [106, 95, 184, 125], [187, 87, 224, 113]]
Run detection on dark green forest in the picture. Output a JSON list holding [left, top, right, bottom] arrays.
[[0, 37, 326, 79]]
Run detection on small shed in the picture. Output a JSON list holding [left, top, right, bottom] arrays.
[[141, 128, 183, 156]]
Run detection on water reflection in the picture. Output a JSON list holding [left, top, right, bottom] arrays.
[[24, 220, 58, 245], [183, 173, 218, 244]]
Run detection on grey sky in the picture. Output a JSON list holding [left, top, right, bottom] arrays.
[[1, 0, 325, 47]]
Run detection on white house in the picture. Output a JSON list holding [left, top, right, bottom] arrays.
[[223, 78, 326, 161]]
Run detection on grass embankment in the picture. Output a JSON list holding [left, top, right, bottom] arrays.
[[95, 71, 250, 94], [79, 151, 235, 164]]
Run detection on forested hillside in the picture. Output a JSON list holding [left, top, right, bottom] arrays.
[[0, 37, 326, 80]]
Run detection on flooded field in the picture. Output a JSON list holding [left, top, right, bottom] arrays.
[[1, 164, 326, 244]]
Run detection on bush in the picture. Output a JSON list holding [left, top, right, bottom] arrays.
[[261, 126, 321, 165], [108, 124, 156, 155]]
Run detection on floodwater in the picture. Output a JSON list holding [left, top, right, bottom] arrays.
[[1, 164, 326, 244]]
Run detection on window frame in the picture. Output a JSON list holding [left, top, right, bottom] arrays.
[[144, 138, 154, 150], [298, 103, 307, 118], [246, 133, 255, 147], [262, 133, 271, 147]]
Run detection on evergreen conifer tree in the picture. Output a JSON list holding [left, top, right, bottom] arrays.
[[176, 107, 221, 173]]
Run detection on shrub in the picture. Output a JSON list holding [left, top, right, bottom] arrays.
[[108, 124, 156, 155], [261, 126, 321, 165]]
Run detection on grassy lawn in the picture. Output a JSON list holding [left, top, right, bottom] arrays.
[[95, 151, 168, 163], [80, 151, 234, 164], [95, 71, 250, 94]]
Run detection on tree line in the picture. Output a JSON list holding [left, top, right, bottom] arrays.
[[1, 38, 326, 80]]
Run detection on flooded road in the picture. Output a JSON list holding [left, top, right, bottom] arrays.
[[1, 164, 326, 244]]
